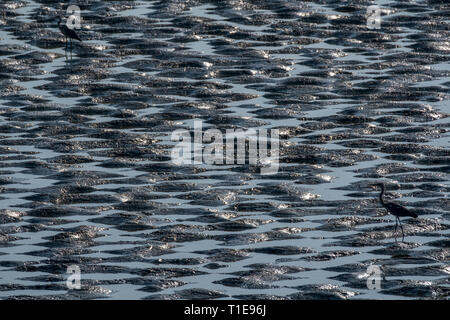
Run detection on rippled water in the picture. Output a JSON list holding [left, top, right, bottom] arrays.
[[0, 0, 449, 300]]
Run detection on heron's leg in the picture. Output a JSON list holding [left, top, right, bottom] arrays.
[[398, 218, 405, 241], [393, 217, 398, 242], [394, 217, 398, 234]]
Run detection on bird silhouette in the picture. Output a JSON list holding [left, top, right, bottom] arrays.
[[58, 18, 81, 49], [376, 183, 418, 241]]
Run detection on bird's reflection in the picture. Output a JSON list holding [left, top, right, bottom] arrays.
[[64, 46, 73, 61]]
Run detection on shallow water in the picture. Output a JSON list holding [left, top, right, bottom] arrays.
[[0, 0, 448, 300]]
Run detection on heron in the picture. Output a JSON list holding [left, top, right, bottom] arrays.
[[376, 183, 418, 241], [57, 17, 81, 49]]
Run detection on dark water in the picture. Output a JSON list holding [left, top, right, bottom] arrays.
[[0, 0, 448, 299]]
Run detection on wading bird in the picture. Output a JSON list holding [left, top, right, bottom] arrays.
[[58, 18, 81, 48], [376, 183, 418, 241]]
